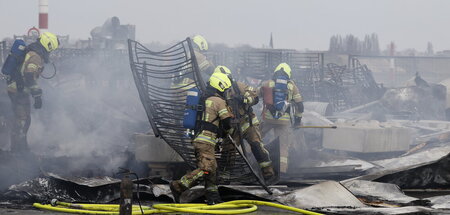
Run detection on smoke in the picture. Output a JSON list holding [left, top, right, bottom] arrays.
[[27, 50, 148, 175]]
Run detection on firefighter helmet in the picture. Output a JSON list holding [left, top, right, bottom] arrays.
[[39, 32, 59, 52], [213, 65, 231, 75], [192, 35, 208, 51], [274, 62, 292, 78], [209, 72, 231, 92]]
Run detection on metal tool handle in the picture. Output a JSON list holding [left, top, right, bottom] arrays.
[[227, 134, 273, 195]]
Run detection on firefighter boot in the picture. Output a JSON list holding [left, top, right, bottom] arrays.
[[170, 180, 187, 203], [205, 190, 223, 205], [262, 165, 276, 184]]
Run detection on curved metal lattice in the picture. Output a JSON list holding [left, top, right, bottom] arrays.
[[128, 39, 263, 186]]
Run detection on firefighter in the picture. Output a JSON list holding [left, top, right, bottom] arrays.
[[192, 35, 214, 75], [170, 35, 214, 92], [259, 63, 304, 174], [7, 32, 59, 153], [170, 71, 233, 205], [215, 66, 275, 182]]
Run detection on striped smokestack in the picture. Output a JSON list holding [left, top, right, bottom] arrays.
[[39, 0, 48, 31]]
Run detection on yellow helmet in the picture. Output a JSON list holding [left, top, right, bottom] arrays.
[[39, 32, 59, 52], [209, 72, 231, 92], [192, 35, 208, 51], [213, 65, 231, 75], [274, 62, 292, 78]]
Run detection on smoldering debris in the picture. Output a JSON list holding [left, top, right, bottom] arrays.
[[0, 151, 41, 193], [1, 175, 119, 204], [1, 174, 291, 206], [0, 148, 147, 192], [381, 84, 446, 120], [340, 74, 447, 121], [367, 150, 450, 189], [0, 173, 175, 205]]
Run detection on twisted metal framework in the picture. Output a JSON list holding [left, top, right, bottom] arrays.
[[307, 61, 384, 112], [205, 47, 383, 113], [205, 49, 324, 81], [128, 38, 203, 168], [128, 39, 262, 185]]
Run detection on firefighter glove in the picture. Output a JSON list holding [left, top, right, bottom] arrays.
[[34, 96, 42, 109], [233, 95, 246, 104]]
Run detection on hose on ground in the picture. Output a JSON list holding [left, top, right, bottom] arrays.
[[33, 199, 323, 215]]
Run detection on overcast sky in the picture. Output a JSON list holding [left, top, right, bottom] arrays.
[[0, 0, 448, 51]]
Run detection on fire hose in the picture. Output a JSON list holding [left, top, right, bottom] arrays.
[[33, 199, 323, 215]]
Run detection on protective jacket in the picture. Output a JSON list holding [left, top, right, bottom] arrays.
[[194, 94, 233, 146], [260, 79, 303, 125], [7, 43, 46, 97], [226, 81, 259, 132], [194, 50, 214, 74]]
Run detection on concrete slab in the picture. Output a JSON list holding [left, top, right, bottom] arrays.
[[323, 120, 412, 153]]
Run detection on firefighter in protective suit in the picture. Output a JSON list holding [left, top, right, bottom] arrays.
[[170, 72, 233, 205], [171, 35, 214, 92], [215, 66, 275, 182], [192, 35, 214, 74], [259, 63, 304, 173], [7, 32, 59, 153]]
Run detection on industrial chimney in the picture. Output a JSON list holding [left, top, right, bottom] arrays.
[[39, 0, 48, 31]]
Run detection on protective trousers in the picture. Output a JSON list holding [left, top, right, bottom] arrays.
[[8, 91, 31, 153], [178, 142, 218, 192], [222, 125, 271, 168], [260, 123, 293, 173]]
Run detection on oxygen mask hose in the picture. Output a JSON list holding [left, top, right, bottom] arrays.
[[40, 62, 57, 79], [33, 199, 323, 215]]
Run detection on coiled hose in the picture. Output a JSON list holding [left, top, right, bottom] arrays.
[[33, 199, 323, 215]]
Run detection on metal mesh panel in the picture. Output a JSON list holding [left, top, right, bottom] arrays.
[[204, 49, 323, 81], [128, 39, 262, 185]]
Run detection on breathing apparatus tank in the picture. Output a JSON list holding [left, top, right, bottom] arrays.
[[2, 39, 27, 76], [183, 87, 202, 137], [273, 74, 289, 119]]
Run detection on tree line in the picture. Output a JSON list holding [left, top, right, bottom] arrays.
[[329, 33, 380, 55]]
